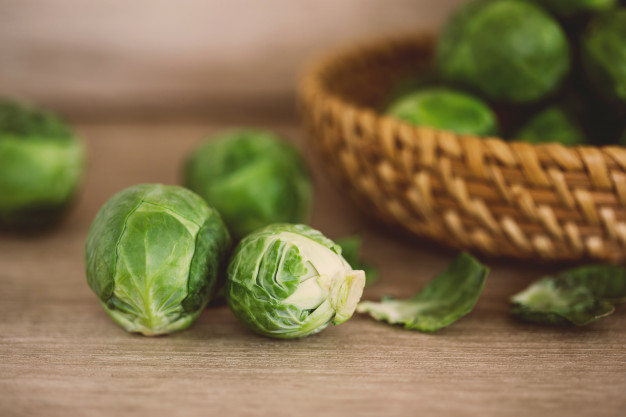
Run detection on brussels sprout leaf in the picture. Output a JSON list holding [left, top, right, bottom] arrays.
[[356, 253, 488, 332], [510, 265, 626, 326], [336, 235, 379, 286]]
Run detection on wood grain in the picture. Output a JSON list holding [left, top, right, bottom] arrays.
[[1, 124, 626, 417]]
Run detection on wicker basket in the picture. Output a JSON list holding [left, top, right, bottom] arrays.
[[298, 33, 626, 262]]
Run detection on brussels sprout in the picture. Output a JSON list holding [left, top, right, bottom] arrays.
[[183, 129, 312, 241], [0, 99, 85, 229], [514, 106, 585, 145], [581, 10, 626, 108], [386, 88, 498, 136], [437, 0, 570, 103], [533, 0, 617, 20], [226, 224, 365, 338], [85, 184, 231, 336]]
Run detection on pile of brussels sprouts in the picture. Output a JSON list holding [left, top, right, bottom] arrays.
[[83, 130, 368, 338], [0, 101, 367, 338], [387, 0, 626, 146]]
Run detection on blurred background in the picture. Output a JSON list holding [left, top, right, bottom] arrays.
[[0, 0, 465, 122]]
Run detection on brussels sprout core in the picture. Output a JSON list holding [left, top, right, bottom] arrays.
[[227, 224, 365, 338]]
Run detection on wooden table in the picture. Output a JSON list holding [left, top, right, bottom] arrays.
[[1, 123, 625, 416]]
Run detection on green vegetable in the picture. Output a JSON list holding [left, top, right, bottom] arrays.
[[0, 99, 85, 229], [437, 0, 570, 103], [386, 88, 498, 136], [582, 10, 626, 107], [183, 129, 313, 241], [357, 253, 488, 332], [533, 0, 617, 20], [226, 224, 365, 339], [85, 184, 231, 336], [514, 106, 585, 145], [511, 265, 626, 325], [335, 235, 379, 286]]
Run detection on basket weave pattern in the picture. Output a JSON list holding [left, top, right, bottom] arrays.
[[299, 34, 626, 261]]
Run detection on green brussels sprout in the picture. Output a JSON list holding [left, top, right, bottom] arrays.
[[437, 0, 570, 103], [0, 99, 85, 229], [533, 0, 617, 20], [183, 129, 313, 241], [514, 106, 585, 145], [386, 87, 498, 136], [226, 224, 365, 338], [581, 10, 626, 108], [85, 184, 231, 336]]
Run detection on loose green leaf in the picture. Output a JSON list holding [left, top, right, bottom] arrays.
[[556, 265, 626, 303], [510, 264, 626, 326], [336, 235, 379, 286], [356, 252, 488, 332]]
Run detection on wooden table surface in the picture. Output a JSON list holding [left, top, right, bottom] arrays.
[[1, 123, 625, 417]]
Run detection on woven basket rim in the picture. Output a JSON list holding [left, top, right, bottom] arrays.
[[298, 32, 626, 262], [298, 32, 626, 157]]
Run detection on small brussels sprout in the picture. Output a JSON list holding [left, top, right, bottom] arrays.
[[581, 10, 626, 108], [0, 99, 85, 229], [437, 0, 570, 103], [514, 106, 585, 145], [85, 184, 231, 335], [183, 129, 313, 241], [533, 0, 617, 20], [386, 87, 498, 136], [226, 224, 365, 338]]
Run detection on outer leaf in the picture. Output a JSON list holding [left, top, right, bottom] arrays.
[[357, 253, 488, 332], [511, 278, 615, 326], [556, 265, 626, 303], [336, 235, 379, 286], [510, 264, 626, 326]]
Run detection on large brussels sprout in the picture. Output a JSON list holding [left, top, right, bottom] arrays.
[[533, 0, 617, 20], [514, 106, 585, 145], [85, 184, 231, 335], [437, 0, 570, 103], [226, 224, 365, 338], [0, 99, 85, 229], [386, 87, 498, 136], [183, 129, 312, 241], [581, 10, 626, 108]]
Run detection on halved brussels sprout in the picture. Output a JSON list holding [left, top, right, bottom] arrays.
[[386, 87, 498, 136], [85, 184, 231, 336], [226, 224, 365, 338], [437, 0, 570, 103], [0, 99, 85, 229], [183, 129, 313, 241]]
